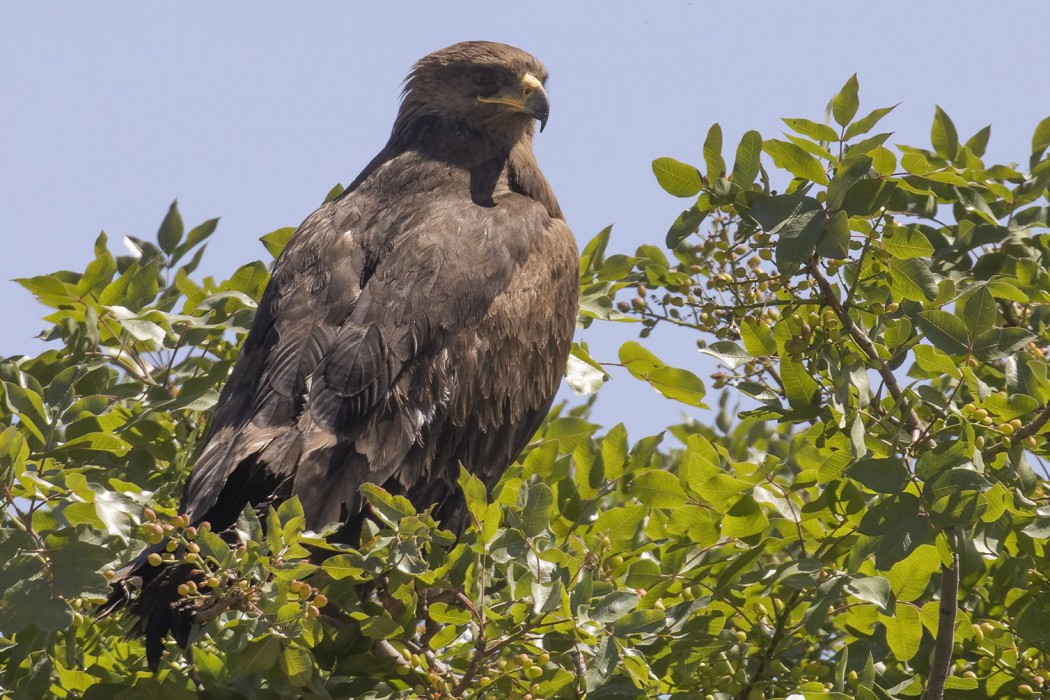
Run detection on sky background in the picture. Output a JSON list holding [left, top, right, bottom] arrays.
[[3, 2, 1050, 439]]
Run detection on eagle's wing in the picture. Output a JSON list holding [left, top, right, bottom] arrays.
[[179, 172, 554, 529]]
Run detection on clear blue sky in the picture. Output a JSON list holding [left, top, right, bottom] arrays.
[[3, 2, 1048, 437]]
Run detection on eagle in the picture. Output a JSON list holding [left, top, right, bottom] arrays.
[[109, 41, 578, 668]]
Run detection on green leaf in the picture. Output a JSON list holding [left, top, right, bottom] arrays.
[[966, 125, 991, 158], [592, 591, 640, 623], [703, 123, 726, 178], [722, 495, 769, 539], [817, 450, 852, 483], [785, 132, 834, 160], [844, 104, 898, 140], [360, 615, 402, 639], [925, 468, 989, 527], [882, 604, 922, 662], [647, 366, 707, 407], [481, 502, 501, 542], [914, 441, 970, 481], [986, 278, 1029, 303], [698, 341, 752, 370], [848, 133, 892, 159], [593, 504, 646, 545], [619, 342, 706, 407], [359, 483, 415, 525], [322, 554, 366, 581], [631, 469, 689, 508], [884, 317, 912, 350], [429, 602, 472, 624], [239, 636, 282, 675], [913, 345, 961, 380], [888, 258, 937, 302], [1032, 115, 1050, 155], [931, 106, 959, 159], [98, 257, 160, 311], [984, 392, 1040, 420], [78, 234, 117, 296], [457, 467, 488, 525], [221, 261, 270, 299], [846, 576, 892, 611], [54, 432, 132, 458], [781, 358, 820, 405], [522, 482, 554, 536], [749, 194, 824, 274], [956, 187, 998, 225], [782, 118, 839, 142], [601, 423, 629, 480], [763, 139, 829, 185], [427, 624, 462, 650], [692, 474, 751, 506], [848, 457, 909, 494], [574, 442, 604, 498], [888, 545, 941, 602], [882, 225, 933, 259], [871, 146, 897, 176], [958, 286, 997, 337], [0, 580, 71, 633], [741, 318, 777, 356], [279, 645, 314, 687], [324, 183, 345, 202], [731, 130, 763, 189], [972, 327, 1036, 362], [652, 157, 702, 197], [619, 341, 664, 378], [665, 203, 707, 249], [612, 609, 665, 636], [579, 225, 611, 276], [916, 310, 970, 355], [827, 155, 873, 210], [260, 227, 297, 259], [566, 343, 609, 397], [832, 74, 860, 127], [105, 305, 167, 344], [47, 541, 113, 598], [157, 200, 184, 254], [841, 178, 896, 217]]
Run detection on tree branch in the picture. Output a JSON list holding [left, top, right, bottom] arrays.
[[924, 528, 959, 700], [982, 402, 1050, 461], [807, 260, 925, 441]]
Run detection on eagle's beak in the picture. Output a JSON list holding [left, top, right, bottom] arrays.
[[521, 74, 549, 132], [477, 73, 550, 132]]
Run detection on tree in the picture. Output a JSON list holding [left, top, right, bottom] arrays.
[[2, 77, 1049, 699]]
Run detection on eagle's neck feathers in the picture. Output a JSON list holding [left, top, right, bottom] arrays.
[[381, 114, 562, 220]]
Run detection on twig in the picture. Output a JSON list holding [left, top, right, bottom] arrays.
[[400, 637, 450, 675], [374, 639, 410, 666], [982, 402, 1050, 461], [924, 528, 959, 700], [807, 260, 924, 441], [184, 647, 204, 691], [450, 591, 486, 696], [736, 589, 803, 699]]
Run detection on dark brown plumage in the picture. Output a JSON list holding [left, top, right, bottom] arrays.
[[108, 41, 578, 668]]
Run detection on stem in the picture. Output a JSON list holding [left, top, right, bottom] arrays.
[[736, 589, 803, 700], [924, 528, 959, 700], [982, 402, 1050, 461], [807, 260, 924, 441]]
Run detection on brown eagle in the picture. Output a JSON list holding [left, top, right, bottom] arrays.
[[110, 41, 578, 667]]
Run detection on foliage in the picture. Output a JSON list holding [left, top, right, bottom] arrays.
[[1, 78, 1049, 699]]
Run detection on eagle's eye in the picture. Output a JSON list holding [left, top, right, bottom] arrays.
[[471, 68, 497, 90]]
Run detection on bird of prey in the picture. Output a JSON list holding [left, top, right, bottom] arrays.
[[110, 40, 578, 668]]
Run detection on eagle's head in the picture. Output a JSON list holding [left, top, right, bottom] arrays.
[[397, 41, 551, 143]]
